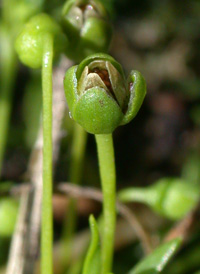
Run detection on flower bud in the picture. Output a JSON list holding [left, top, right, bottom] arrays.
[[62, 0, 113, 61], [15, 13, 68, 69], [64, 53, 146, 134], [3, 0, 42, 28]]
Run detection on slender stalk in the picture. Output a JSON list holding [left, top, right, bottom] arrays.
[[0, 29, 17, 176], [69, 123, 87, 187], [41, 33, 53, 274], [95, 134, 116, 274], [118, 187, 153, 204], [62, 123, 87, 267]]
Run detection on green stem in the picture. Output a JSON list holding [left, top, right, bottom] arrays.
[[41, 33, 53, 274], [0, 29, 17, 176], [118, 187, 152, 204], [95, 134, 116, 274], [62, 123, 87, 268], [69, 123, 87, 186]]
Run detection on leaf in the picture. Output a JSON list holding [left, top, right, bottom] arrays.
[[0, 181, 14, 194], [118, 178, 199, 220], [83, 215, 101, 274], [128, 238, 182, 274]]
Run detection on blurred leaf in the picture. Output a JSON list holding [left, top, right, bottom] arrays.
[[0, 181, 14, 194], [118, 178, 199, 220], [83, 215, 101, 274], [164, 236, 200, 274], [128, 238, 182, 274], [182, 152, 200, 185], [0, 197, 19, 237]]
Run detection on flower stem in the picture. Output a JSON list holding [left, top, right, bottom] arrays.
[[95, 134, 116, 274], [62, 123, 87, 267], [0, 29, 17, 176], [41, 33, 53, 274], [69, 123, 87, 187]]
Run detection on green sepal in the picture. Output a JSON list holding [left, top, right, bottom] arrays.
[[76, 53, 125, 81], [121, 70, 146, 125], [64, 65, 78, 115], [83, 215, 101, 274], [15, 13, 68, 69], [128, 238, 182, 274], [81, 17, 112, 52], [65, 18, 112, 62], [0, 181, 14, 194], [73, 87, 123, 134]]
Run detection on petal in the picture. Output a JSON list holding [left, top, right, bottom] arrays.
[[84, 4, 100, 20], [106, 61, 128, 111], [67, 6, 83, 30], [78, 65, 89, 95], [88, 60, 107, 70], [84, 72, 109, 93]]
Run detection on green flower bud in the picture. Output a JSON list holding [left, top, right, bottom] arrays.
[[118, 178, 199, 220], [64, 53, 146, 134], [9, 2, 40, 26], [0, 198, 19, 237], [15, 13, 68, 69], [62, 0, 113, 61], [3, 0, 42, 28]]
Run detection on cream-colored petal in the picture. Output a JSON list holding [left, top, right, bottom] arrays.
[[106, 61, 128, 109], [84, 5, 100, 20], [78, 66, 89, 95], [88, 60, 107, 71], [68, 6, 83, 30], [84, 73, 109, 93]]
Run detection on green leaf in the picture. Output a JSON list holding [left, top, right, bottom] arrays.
[[83, 215, 101, 274], [0, 197, 19, 237], [0, 181, 14, 194], [118, 178, 199, 220], [128, 238, 182, 274]]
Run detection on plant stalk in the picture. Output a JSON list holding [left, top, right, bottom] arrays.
[[62, 123, 87, 268], [95, 133, 116, 274], [41, 33, 53, 274]]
